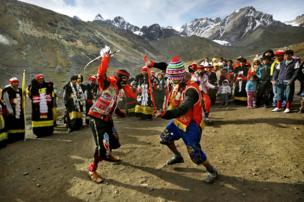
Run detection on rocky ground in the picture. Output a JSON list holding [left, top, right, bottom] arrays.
[[0, 105, 304, 202]]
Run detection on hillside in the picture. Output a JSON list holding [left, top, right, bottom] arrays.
[[0, 0, 304, 87], [235, 23, 304, 53], [150, 35, 240, 62], [0, 0, 161, 87]]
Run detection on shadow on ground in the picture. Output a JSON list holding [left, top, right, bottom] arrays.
[[101, 161, 304, 202]]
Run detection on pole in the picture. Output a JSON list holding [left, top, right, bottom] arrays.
[[21, 69, 27, 141]]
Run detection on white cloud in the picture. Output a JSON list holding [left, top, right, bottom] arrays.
[[19, 0, 303, 27], [19, 0, 209, 27], [252, 0, 304, 22]]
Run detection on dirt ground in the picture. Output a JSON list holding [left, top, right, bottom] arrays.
[[0, 104, 304, 202]]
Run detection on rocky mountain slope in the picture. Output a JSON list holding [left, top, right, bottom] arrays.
[[285, 14, 304, 27], [0, 0, 303, 87], [181, 7, 274, 44], [0, 0, 162, 86], [93, 14, 179, 40], [94, 6, 304, 53]]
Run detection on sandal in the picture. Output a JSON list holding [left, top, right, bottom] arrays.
[[88, 171, 104, 183]]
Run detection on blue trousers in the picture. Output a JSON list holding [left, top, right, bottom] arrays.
[[160, 120, 207, 165], [276, 81, 294, 102]]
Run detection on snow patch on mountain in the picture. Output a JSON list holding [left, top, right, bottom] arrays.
[[213, 39, 231, 46], [285, 14, 304, 27], [180, 6, 274, 43], [0, 34, 10, 45], [180, 17, 221, 38], [94, 14, 142, 35], [133, 30, 143, 36], [0, 34, 18, 46]]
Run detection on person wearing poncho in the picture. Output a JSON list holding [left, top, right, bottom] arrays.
[[153, 56, 218, 184], [63, 75, 84, 132], [0, 96, 8, 148], [134, 66, 158, 120], [28, 74, 55, 137], [233, 56, 250, 104], [1, 77, 25, 142], [191, 63, 216, 122]]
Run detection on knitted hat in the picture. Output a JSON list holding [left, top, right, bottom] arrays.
[[223, 79, 229, 85], [166, 56, 185, 81]]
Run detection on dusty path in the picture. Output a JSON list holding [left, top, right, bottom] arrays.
[[0, 106, 304, 202]]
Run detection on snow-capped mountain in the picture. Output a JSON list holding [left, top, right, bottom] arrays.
[[93, 14, 179, 39], [285, 14, 304, 27], [112, 16, 143, 35], [92, 7, 303, 45], [94, 13, 105, 21], [94, 14, 143, 35], [180, 17, 221, 38], [140, 24, 179, 40], [180, 6, 274, 44]]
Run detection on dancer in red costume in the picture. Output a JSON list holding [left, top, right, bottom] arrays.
[[87, 46, 136, 183]]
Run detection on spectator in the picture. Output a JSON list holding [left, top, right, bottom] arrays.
[[270, 50, 285, 107], [245, 75, 257, 108], [272, 50, 300, 113], [256, 56, 273, 107], [217, 79, 231, 106]]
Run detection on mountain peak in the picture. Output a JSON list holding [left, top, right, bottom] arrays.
[[113, 16, 126, 23], [94, 13, 105, 21], [180, 17, 222, 39], [295, 14, 304, 20], [285, 14, 304, 27], [180, 6, 274, 43], [241, 6, 256, 11], [73, 16, 81, 21], [101, 16, 143, 36], [140, 24, 178, 40]]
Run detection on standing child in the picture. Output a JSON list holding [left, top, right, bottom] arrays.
[[218, 79, 231, 106], [245, 75, 257, 108]]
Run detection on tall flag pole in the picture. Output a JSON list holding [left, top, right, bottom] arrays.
[[22, 69, 27, 141]]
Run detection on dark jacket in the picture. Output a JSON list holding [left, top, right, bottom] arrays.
[[273, 59, 300, 83]]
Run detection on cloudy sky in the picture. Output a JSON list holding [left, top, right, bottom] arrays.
[[20, 0, 303, 28]]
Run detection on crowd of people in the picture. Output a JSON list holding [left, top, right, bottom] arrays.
[[0, 46, 303, 184]]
